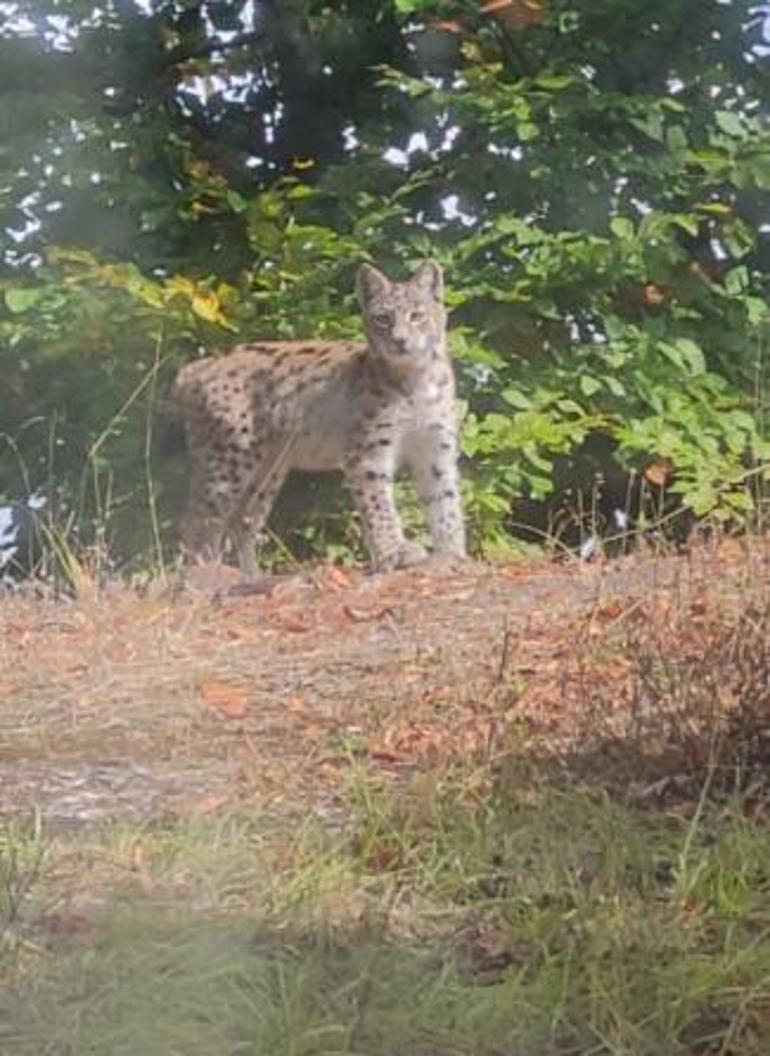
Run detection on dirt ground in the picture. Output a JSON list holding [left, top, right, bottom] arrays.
[[0, 543, 765, 832]]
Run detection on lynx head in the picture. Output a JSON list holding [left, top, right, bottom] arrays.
[[356, 260, 446, 375]]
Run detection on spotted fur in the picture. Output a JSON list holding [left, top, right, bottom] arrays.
[[170, 260, 465, 573]]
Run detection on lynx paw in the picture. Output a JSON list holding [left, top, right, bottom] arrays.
[[376, 541, 429, 571], [426, 548, 469, 573]]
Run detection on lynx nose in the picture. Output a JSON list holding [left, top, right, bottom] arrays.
[[392, 335, 410, 355]]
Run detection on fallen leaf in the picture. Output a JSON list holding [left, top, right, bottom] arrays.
[[498, 565, 534, 581], [370, 748, 407, 765], [193, 793, 232, 815], [343, 604, 395, 623], [324, 566, 354, 590], [382, 722, 446, 760], [36, 912, 96, 942], [644, 459, 672, 487], [365, 842, 401, 873], [592, 600, 629, 623], [433, 19, 467, 35], [279, 616, 313, 633], [199, 678, 250, 718], [481, 0, 545, 29], [643, 282, 669, 306], [225, 624, 265, 643]]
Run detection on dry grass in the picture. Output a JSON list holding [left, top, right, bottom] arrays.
[[2, 539, 770, 834], [0, 556, 581, 830]]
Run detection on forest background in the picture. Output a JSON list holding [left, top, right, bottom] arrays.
[[1, 0, 769, 571]]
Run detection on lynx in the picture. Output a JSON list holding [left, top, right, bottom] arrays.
[[170, 260, 465, 574]]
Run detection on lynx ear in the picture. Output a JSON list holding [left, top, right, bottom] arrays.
[[356, 263, 390, 306], [411, 259, 444, 301]]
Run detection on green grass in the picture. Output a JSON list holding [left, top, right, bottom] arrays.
[[2, 769, 770, 1056]]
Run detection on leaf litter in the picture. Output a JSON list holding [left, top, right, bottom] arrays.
[[0, 540, 768, 833]]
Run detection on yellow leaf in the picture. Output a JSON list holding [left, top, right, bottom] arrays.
[[191, 290, 224, 323], [189, 200, 218, 217], [165, 276, 196, 297], [186, 158, 213, 181], [136, 281, 165, 308], [164, 276, 237, 330]]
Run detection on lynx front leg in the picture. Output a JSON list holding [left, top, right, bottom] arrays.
[[345, 449, 427, 571], [407, 425, 466, 559]]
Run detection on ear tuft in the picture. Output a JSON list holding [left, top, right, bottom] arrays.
[[356, 263, 390, 307], [411, 259, 444, 301]]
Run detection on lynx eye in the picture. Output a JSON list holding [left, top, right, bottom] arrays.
[[371, 312, 392, 329], [409, 310, 426, 324]]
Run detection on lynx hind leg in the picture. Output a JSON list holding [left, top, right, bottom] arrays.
[[229, 449, 291, 577], [178, 457, 241, 566]]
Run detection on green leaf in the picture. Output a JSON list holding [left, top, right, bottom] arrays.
[[727, 410, 757, 434], [579, 375, 602, 397], [502, 387, 533, 410], [695, 201, 732, 217], [609, 217, 634, 240], [555, 398, 586, 415], [746, 152, 770, 190], [604, 376, 626, 398], [225, 190, 247, 213], [714, 110, 744, 138], [665, 125, 688, 152], [724, 266, 748, 295], [629, 112, 664, 143], [533, 74, 575, 92], [523, 444, 553, 474], [5, 288, 43, 313], [671, 214, 699, 237], [674, 338, 706, 375], [518, 122, 539, 142], [745, 297, 768, 325], [659, 339, 706, 375]]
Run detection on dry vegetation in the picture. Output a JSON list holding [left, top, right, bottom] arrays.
[[2, 540, 770, 1054]]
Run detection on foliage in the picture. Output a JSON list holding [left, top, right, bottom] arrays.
[[1, 0, 769, 562]]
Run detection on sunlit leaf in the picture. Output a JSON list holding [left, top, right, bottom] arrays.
[[5, 288, 43, 313]]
